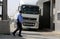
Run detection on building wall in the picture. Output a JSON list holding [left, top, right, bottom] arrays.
[[37, 0, 49, 16], [7, 0, 20, 18], [55, 0, 60, 31], [38, 0, 56, 31]]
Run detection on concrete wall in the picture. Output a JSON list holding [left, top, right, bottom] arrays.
[[7, 0, 20, 18], [0, 20, 10, 34], [20, 0, 38, 6], [0, 0, 10, 34], [37, 0, 49, 16], [55, 0, 60, 31]]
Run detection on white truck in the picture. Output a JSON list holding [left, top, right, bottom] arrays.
[[19, 5, 40, 29]]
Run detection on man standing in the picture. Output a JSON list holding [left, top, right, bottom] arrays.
[[12, 11, 23, 37]]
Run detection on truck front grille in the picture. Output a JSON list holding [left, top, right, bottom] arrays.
[[23, 17, 37, 26], [23, 22, 35, 26], [23, 17, 37, 21]]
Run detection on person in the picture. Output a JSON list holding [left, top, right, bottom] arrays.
[[12, 11, 23, 37]]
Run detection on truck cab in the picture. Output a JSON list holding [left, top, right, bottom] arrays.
[[20, 5, 40, 29]]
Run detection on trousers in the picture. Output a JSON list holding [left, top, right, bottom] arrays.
[[13, 21, 22, 35]]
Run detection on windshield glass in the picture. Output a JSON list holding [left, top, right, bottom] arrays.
[[21, 5, 39, 14]]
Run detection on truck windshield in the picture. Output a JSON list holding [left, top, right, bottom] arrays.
[[21, 5, 39, 14]]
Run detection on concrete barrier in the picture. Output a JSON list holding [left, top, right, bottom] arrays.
[[0, 20, 10, 34]]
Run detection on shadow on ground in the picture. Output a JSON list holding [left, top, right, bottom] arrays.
[[23, 28, 53, 32]]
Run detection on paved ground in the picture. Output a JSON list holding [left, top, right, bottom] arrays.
[[0, 31, 60, 39]]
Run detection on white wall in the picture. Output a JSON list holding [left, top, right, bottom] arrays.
[[20, 0, 38, 6], [55, 0, 60, 31], [7, 0, 20, 18]]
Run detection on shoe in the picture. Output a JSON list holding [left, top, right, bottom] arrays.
[[18, 35, 23, 37], [12, 33, 15, 36]]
